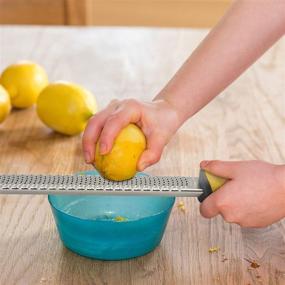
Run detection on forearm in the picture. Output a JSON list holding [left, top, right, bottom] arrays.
[[155, 0, 285, 124]]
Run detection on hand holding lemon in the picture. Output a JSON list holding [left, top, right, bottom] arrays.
[[83, 99, 181, 181]]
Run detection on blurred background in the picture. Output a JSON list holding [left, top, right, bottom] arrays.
[[0, 0, 231, 28]]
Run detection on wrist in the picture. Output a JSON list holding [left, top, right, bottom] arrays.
[[153, 92, 189, 127], [153, 96, 185, 131]]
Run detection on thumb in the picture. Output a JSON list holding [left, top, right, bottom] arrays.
[[200, 160, 239, 179], [138, 134, 167, 171]]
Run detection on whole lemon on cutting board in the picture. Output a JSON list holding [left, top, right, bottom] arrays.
[[0, 61, 48, 108], [37, 81, 97, 135], [0, 85, 11, 123], [94, 124, 146, 181]]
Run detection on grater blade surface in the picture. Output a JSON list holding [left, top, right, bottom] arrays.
[[0, 174, 203, 197]]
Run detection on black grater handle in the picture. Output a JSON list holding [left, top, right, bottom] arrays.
[[198, 169, 228, 202]]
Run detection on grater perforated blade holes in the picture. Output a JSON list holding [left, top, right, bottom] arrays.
[[0, 174, 203, 197]]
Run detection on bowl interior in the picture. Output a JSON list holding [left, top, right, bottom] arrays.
[[49, 195, 175, 221], [48, 171, 175, 222]]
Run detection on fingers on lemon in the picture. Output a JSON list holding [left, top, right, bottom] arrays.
[[0, 61, 48, 108], [94, 124, 146, 181], [36, 81, 97, 136], [0, 85, 11, 123]]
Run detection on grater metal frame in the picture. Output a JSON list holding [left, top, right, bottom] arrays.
[[0, 174, 203, 197]]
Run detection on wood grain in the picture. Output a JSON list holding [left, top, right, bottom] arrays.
[[0, 26, 284, 285], [0, 0, 65, 25], [87, 0, 231, 28], [0, 0, 230, 27], [65, 0, 93, 25]]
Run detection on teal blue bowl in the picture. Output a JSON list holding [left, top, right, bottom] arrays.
[[48, 171, 175, 260]]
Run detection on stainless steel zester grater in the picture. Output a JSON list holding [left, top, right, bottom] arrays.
[[0, 174, 201, 197], [0, 171, 227, 201]]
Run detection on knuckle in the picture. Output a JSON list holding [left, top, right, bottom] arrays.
[[105, 114, 122, 127], [110, 99, 120, 105], [238, 221, 249, 227], [88, 113, 104, 125], [82, 135, 90, 145], [207, 160, 221, 170], [215, 196, 227, 211], [221, 209, 239, 223], [218, 199, 243, 225], [147, 150, 162, 164], [200, 207, 210, 219], [223, 214, 237, 224], [108, 99, 120, 108], [84, 118, 101, 135], [82, 129, 92, 143], [82, 136, 96, 151], [125, 98, 139, 108], [100, 121, 118, 139], [100, 127, 111, 140], [98, 135, 109, 146], [106, 113, 118, 123], [150, 153, 161, 164]]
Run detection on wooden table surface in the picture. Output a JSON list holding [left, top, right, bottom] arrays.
[[0, 26, 284, 285]]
